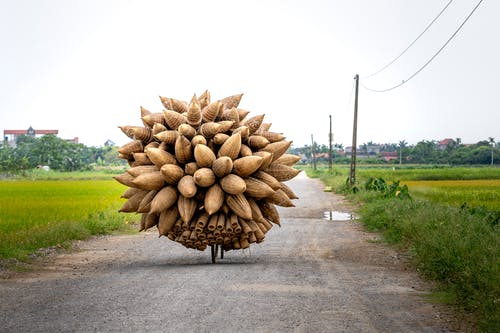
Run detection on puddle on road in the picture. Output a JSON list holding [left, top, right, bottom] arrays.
[[323, 211, 357, 221]]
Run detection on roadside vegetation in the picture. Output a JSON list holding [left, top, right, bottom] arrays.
[[306, 165, 499, 333]]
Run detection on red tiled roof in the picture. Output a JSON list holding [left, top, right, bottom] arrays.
[[35, 130, 58, 134], [4, 130, 26, 135], [438, 138, 454, 145], [4, 129, 58, 135]]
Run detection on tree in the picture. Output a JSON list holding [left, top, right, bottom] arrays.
[[489, 137, 495, 165], [379, 143, 398, 152], [360, 143, 368, 156], [282, 139, 500, 166], [398, 140, 407, 165], [0, 144, 30, 174], [449, 146, 471, 165], [102, 146, 124, 165], [410, 140, 437, 163], [0, 134, 127, 174], [470, 146, 493, 164], [474, 140, 491, 148]]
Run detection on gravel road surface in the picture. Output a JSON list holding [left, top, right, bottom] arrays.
[[0, 172, 460, 332]]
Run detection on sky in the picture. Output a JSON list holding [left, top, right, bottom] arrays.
[[0, 0, 498, 148]]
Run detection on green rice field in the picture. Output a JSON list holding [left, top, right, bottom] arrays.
[[0, 179, 131, 260], [403, 179, 500, 210], [355, 166, 500, 181], [307, 165, 500, 210]]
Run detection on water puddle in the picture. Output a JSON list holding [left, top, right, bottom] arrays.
[[323, 211, 357, 221]]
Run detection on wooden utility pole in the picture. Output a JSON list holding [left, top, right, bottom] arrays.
[[349, 74, 359, 186], [329, 115, 333, 172], [310, 134, 317, 170]]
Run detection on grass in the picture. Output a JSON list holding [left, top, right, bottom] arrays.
[[305, 165, 500, 332], [0, 178, 134, 260], [358, 197, 498, 332]]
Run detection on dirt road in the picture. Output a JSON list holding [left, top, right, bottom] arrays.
[[0, 172, 459, 332]]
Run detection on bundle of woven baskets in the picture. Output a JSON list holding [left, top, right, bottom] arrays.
[[115, 91, 300, 251]]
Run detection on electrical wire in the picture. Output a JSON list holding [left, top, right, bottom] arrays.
[[362, 0, 454, 79], [347, 77, 355, 110], [361, 0, 484, 93]]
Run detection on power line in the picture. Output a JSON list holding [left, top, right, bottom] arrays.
[[347, 78, 355, 109], [361, 0, 484, 93], [362, 0, 454, 79]]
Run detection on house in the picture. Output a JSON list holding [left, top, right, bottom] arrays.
[[437, 138, 455, 150], [104, 139, 116, 147], [4, 126, 58, 141], [344, 145, 372, 158], [3, 126, 77, 147], [380, 151, 398, 162], [366, 144, 382, 155], [314, 152, 329, 159], [4, 126, 58, 147]]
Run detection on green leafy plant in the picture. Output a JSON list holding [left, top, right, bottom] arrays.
[[364, 177, 411, 199]]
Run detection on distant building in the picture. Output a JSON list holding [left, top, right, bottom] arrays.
[[366, 144, 382, 155], [437, 138, 455, 150], [3, 126, 77, 147], [314, 152, 329, 159], [336, 149, 346, 157], [4, 126, 58, 141], [344, 145, 378, 158], [380, 151, 398, 162], [104, 139, 116, 147]]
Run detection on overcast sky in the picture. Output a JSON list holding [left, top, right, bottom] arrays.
[[1, 0, 498, 148]]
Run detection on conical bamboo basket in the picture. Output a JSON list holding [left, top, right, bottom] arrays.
[[116, 90, 300, 253]]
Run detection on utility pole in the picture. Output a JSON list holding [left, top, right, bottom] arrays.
[[349, 74, 359, 186], [310, 134, 317, 170], [329, 115, 333, 172]]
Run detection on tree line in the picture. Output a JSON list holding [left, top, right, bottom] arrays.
[[1, 135, 498, 174], [0, 134, 124, 173], [291, 138, 499, 165]]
